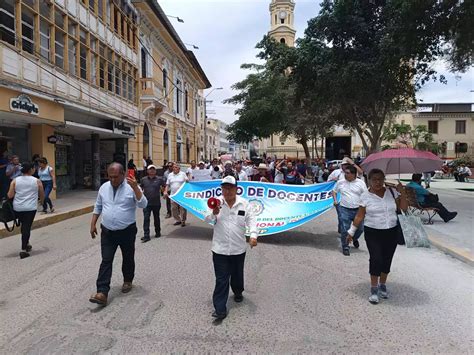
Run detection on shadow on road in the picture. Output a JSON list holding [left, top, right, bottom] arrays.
[[2, 247, 50, 258], [257, 231, 339, 250], [165, 226, 213, 241], [350, 282, 431, 307]]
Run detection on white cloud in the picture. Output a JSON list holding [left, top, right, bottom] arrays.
[[159, 0, 473, 123]]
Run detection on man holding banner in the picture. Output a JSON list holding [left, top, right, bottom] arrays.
[[205, 176, 258, 320]]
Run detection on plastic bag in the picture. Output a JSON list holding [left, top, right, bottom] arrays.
[[398, 211, 430, 248]]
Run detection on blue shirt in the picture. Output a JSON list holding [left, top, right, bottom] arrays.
[[406, 181, 429, 204], [93, 180, 148, 231]]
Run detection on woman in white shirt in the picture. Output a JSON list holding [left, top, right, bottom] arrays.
[[7, 162, 44, 259], [347, 168, 408, 304]]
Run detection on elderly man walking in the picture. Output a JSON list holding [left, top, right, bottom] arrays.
[[140, 165, 165, 243], [89, 163, 148, 306], [205, 176, 258, 320], [164, 163, 188, 227]]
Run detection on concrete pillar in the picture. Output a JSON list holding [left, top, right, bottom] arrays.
[[91, 134, 100, 190]]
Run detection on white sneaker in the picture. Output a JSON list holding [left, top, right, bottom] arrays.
[[379, 284, 388, 299], [369, 288, 379, 304]]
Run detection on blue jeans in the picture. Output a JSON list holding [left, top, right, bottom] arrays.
[[338, 206, 363, 250], [41, 180, 53, 211]]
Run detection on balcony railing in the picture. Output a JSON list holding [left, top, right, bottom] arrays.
[[139, 78, 166, 103]]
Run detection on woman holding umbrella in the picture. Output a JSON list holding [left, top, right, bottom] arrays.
[[347, 169, 408, 304]]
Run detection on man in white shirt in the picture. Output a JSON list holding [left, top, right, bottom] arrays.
[[186, 160, 198, 180], [235, 162, 248, 181], [209, 158, 222, 179], [163, 162, 174, 218], [205, 176, 258, 320], [164, 163, 188, 227], [332, 164, 368, 256], [89, 163, 148, 306], [454, 164, 472, 182], [328, 157, 363, 181]]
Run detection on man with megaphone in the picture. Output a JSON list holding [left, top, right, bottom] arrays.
[[205, 175, 258, 321]]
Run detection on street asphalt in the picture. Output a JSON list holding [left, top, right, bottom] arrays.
[[0, 207, 472, 353]]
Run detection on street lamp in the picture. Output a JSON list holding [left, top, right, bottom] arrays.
[[185, 43, 199, 50], [204, 87, 224, 160], [166, 15, 184, 23]]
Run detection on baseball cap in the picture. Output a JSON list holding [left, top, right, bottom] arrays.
[[224, 160, 232, 166], [147, 165, 157, 170], [199, 161, 205, 165], [221, 175, 237, 186]]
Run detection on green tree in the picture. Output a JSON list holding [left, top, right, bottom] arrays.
[[382, 123, 440, 153]]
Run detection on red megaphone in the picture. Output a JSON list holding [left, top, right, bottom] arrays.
[[207, 197, 221, 209]]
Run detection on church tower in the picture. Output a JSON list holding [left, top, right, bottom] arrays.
[[268, 0, 296, 47]]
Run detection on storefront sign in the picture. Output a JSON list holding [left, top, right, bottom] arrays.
[[10, 94, 39, 115], [54, 134, 73, 146], [157, 118, 167, 126], [417, 105, 433, 113], [47, 135, 58, 144], [113, 121, 135, 137]]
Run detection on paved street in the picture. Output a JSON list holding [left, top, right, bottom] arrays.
[[0, 208, 473, 353]]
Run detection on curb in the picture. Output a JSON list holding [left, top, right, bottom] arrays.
[[428, 234, 474, 267], [0, 205, 94, 239]]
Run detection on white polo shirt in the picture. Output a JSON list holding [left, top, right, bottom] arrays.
[[205, 196, 258, 255], [359, 188, 400, 229], [334, 178, 368, 209], [166, 171, 188, 195]]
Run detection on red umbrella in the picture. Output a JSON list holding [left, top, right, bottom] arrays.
[[361, 148, 443, 174]]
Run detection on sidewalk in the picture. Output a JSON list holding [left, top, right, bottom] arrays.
[[0, 190, 97, 238], [389, 175, 473, 266]]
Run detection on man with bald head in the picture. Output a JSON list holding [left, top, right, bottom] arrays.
[[89, 163, 148, 306]]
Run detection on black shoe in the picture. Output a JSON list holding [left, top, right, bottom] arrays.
[[181, 222, 186, 227], [25, 244, 32, 252], [444, 212, 457, 223], [343, 249, 350, 256], [154, 234, 161, 238], [353, 240, 359, 249], [211, 311, 227, 320], [140, 236, 148, 241], [173, 221, 181, 226], [234, 294, 243, 303], [19, 251, 30, 259], [141, 238, 151, 243]]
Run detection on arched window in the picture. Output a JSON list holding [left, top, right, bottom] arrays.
[[280, 38, 286, 44]]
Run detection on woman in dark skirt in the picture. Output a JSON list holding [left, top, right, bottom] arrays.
[[347, 169, 408, 304]]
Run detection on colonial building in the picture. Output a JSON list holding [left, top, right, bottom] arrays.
[[205, 117, 219, 160], [0, 0, 141, 193], [395, 103, 474, 158], [0, 0, 210, 194], [132, 0, 210, 168]]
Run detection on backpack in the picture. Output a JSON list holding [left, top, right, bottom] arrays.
[[0, 198, 20, 232]]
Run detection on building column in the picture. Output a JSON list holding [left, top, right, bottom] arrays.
[[91, 134, 100, 190]]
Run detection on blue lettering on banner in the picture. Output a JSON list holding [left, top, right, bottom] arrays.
[[171, 181, 338, 236]]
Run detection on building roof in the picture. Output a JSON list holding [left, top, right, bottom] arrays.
[[417, 103, 474, 113], [136, 0, 212, 89]]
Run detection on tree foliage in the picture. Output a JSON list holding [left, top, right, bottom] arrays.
[[226, 0, 471, 155], [382, 123, 440, 153]]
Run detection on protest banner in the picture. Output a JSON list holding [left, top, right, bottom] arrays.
[[170, 181, 338, 236]]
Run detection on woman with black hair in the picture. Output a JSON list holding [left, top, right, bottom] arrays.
[[347, 169, 408, 304], [7, 162, 44, 259]]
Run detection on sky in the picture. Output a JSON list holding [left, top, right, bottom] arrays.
[[159, 0, 474, 124]]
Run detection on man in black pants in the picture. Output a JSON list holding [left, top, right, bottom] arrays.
[[205, 176, 258, 320], [140, 165, 165, 242], [89, 163, 148, 306]]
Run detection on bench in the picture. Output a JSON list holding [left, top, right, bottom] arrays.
[[404, 187, 439, 225]]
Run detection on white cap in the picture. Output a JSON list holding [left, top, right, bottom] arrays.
[[224, 160, 232, 166], [341, 157, 352, 165], [221, 175, 237, 186], [147, 165, 157, 170], [198, 161, 205, 165]]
